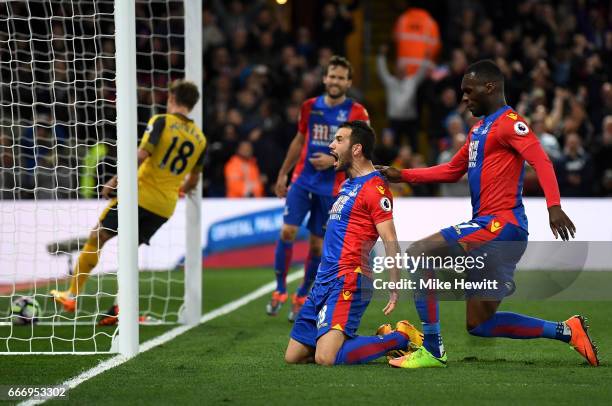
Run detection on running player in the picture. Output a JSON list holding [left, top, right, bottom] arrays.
[[268, 56, 370, 321], [378, 60, 598, 368], [285, 120, 422, 366], [51, 80, 206, 324]]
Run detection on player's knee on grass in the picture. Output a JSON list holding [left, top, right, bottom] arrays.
[[314, 330, 345, 366], [284, 350, 309, 364], [467, 320, 481, 333], [466, 299, 500, 332], [314, 349, 337, 366], [280, 224, 298, 242], [285, 339, 314, 364]]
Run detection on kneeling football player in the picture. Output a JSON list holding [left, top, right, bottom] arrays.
[[284, 120, 422, 366], [378, 60, 597, 368]]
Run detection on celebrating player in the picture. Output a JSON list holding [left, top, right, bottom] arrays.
[[285, 120, 422, 366], [268, 56, 370, 321], [378, 60, 598, 368], [51, 79, 206, 324]]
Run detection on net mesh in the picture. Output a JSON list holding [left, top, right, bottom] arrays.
[[0, 0, 189, 354]]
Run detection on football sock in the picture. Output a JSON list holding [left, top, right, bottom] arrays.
[[421, 322, 444, 357], [68, 241, 100, 296], [274, 239, 293, 294], [334, 332, 409, 365], [296, 253, 320, 297], [414, 271, 444, 357], [468, 312, 571, 342]]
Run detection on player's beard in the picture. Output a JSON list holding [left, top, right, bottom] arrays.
[[326, 85, 346, 99], [335, 151, 352, 173]]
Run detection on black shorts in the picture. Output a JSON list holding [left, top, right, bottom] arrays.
[[99, 200, 168, 245]]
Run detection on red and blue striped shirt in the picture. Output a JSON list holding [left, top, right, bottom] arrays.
[[401, 105, 561, 231], [318, 171, 394, 283], [292, 96, 369, 196]]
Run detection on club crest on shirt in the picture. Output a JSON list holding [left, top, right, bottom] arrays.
[[348, 184, 362, 197], [317, 305, 328, 329], [481, 122, 492, 134], [336, 110, 348, 122], [514, 121, 529, 136]]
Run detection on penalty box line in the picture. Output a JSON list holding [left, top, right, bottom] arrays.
[[18, 270, 304, 406]]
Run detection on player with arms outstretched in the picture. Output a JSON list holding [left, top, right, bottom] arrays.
[[51, 80, 206, 324], [379, 60, 598, 368], [268, 56, 370, 321], [285, 120, 422, 366]]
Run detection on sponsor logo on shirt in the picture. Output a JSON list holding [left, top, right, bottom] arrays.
[[468, 140, 479, 168], [329, 194, 350, 221], [311, 123, 338, 146]]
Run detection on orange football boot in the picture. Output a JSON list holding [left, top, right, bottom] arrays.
[[288, 293, 307, 322], [566, 315, 599, 366], [50, 290, 76, 312], [376, 320, 423, 359], [98, 304, 119, 326], [266, 291, 288, 316]]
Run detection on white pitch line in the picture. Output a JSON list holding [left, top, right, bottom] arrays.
[[18, 270, 303, 406]]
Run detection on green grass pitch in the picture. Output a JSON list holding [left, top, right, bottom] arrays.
[[1, 268, 611, 405]]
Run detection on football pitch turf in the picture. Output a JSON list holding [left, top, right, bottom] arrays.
[[1, 268, 611, 405]]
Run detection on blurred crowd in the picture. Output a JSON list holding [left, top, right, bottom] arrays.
[[203, 0, 361, 197], [411, 0, 612, 198], [0, 1, 185, 199], [0, 1, 118, 199], [203, 0, 612, 198], [1, 0, 611, 200]]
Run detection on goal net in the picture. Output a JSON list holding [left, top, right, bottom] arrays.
[[0, 0, 200, 354]]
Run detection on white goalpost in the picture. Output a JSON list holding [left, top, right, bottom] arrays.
[[115, 0, 139, 357], [181, 0, 203, 327], [0, 0, 203, 355]]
